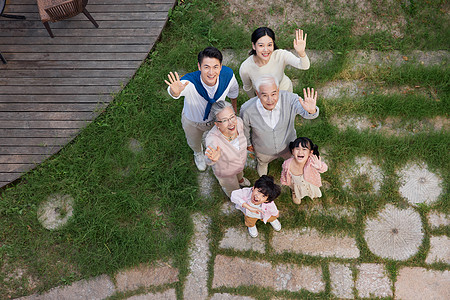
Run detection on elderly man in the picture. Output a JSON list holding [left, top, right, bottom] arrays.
[[165, 47, 239, 171], [240, 74, 319, 176]]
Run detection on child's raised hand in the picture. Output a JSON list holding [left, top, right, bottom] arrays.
[[205, 146, 221, 162], [310, 154, 322, 169]]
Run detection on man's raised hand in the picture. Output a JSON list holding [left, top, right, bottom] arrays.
[[164, 71, 188, 97], [299, 87, 318, 114]]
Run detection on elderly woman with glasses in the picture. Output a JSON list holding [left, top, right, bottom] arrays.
[[205, 101, 251, 197]]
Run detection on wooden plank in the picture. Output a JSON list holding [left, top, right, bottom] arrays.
[[2, 52, 147, 61], [3, 11, 170, 21], [0, 69, 136, 79], [0, 137, 74, 146], [0, 85, 123, 94], [0, 120, 90, 129], [0, 164, 39, 173], [7, 3, 174, 13], [0, 103, 105, 112], [0, 154, 51, 164], [0, 77, 130, 86], [0, 60, 142, 69], [1, 44, 151, 53], [0, 28, 162, 37], [0, 20, 166, 30], [0, 146, 63, 155], [0, 36, 157, 45], [0, 95, 112, 103], [0, 112, 98, 120], [0, 129, 79, 138], [0, 173, 23, 182], [10, 0, 176, 5]]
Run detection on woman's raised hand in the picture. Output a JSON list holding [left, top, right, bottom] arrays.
[[299, 87, 318, 114], [293, 29, 307, 58], [164, 71, 188, 97], [310, 154, 322, 170], [205, 146, 221, 162]]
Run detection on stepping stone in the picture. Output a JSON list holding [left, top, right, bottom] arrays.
[[271, 228, 360, 259], [342, 156, 383, 194], [395, 267, 450, 300], [221, 201, 239, 215], [425, 236, 450, 265], [364, 204, 423, 261], [125, 289, 176, 300], [398, 162, 443, 206], [211, 293, 255, 300], [37, 194, 74, 230], [128, 138, 143, 154], [212, 255, 325, 293], [355, 263, 392, 298], [184, 213, 211, 300], [197, 170, 216, 199], [329, 262, 354, 299], [17, 275, 115, 300], [428, 211, 450, 229], [219, 227, 265, 253], [115, 262, 178, 292], [305, 203, 357, 223]]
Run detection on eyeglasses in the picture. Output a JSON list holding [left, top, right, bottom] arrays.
[[216, 114, 236, 124]]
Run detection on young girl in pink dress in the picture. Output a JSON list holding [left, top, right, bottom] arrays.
[[281, 137, 328, 204]]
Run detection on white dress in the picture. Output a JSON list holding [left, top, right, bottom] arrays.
[[290, 171, 322, 199]]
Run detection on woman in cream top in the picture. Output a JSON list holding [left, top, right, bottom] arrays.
[[239, 27, 310, 98]]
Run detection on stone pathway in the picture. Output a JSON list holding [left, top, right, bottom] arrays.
[[14, 48, 449, 299]]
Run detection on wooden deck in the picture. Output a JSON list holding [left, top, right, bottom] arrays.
[[0, 0, 176, 187]]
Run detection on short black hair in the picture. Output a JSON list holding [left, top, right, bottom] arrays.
[[198, 46, 223, 65], [254, 175, 281, 203], [289, 137, 320, 157], [249, 27, 279, 56]]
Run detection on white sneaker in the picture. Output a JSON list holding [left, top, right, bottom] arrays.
[[270, 219, 281, 231], [194, 152, 206, 171], [239, 177, 251, 187], [248, 226, 258, 238]]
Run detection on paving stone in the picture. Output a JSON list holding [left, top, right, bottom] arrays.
[[356, 263, 392, 298], [115, 262, 178, 292], [17, 275, 115, 300], [125, 289, 176, 300], [211, 293, 255, 300], [184, 213, 211, 300], [428, 211, 450, 229], [329, 262, 354, 299], [275, 263, 325, 293], [395, 267, 450, 300], [425, 235, 450, 265], [219, 227, 265, 253], [305, 203, 357, 223], [221, 201, 239, 216], [272, 228, 360, 259], [37, 194, 74, 230], [197, 170, 216, 199], [128, 138, 143, 154], [212, 255, 324, 293], [212, 255, 275, 289]]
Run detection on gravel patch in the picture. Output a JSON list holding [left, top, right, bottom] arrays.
[[343, 156, 383, 194], [427, 211, 450, 229], [395, 267, 450, 300], [425, 236, 450, 265], [125, 289, 176, 300], [329, 262, 354, 299], [37, 194, 74, 230]]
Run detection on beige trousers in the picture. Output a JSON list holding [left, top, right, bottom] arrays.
[[216, 171, 244, 197], [181, 113, 214, 153], [255, 147, 291, 176]]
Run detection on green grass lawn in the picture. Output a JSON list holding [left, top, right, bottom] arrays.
[[1, 0, 449, 298]]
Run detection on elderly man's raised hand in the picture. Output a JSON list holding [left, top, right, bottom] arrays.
[[299, 87, 318, 114], [164, 71, 188, 98], [206, 146, 221, 163], [293, 29, 307, 58]]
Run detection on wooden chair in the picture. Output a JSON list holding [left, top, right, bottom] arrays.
[[0, 52, 6, 64], [36, 0, 99, 38]]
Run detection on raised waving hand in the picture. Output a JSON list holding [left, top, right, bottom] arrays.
[[293, 29, 307, 58], [164, 71, 189, 98], [299, 87, 318, 114]]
